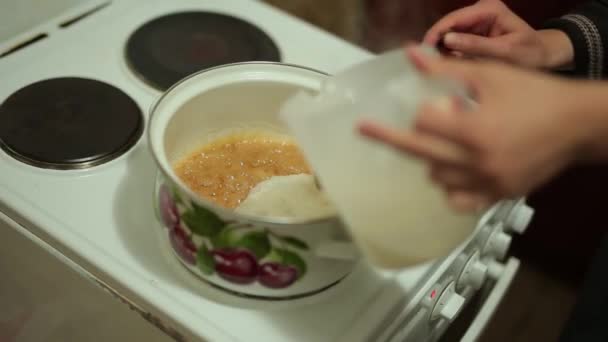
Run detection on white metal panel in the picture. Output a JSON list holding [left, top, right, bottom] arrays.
[[0, 211, 172, 342], [0, 0, 93, 42], [0, 1, 405, 341], [460, 258, 520, 342]]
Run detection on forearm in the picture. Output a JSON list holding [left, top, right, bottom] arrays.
[[537, 29, 574, 70]]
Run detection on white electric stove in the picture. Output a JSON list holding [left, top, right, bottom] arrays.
[[0, 1, 534, 341]]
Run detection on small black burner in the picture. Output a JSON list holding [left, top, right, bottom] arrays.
[[126, 11, 281, 90], [0, 77, 143, 170]]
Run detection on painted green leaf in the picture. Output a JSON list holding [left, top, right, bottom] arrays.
[[192, 202, 224, 225], [182, 204, 224, 237], [170, 185, 184, 205], [276, 248, 307, 278], [277, 236, 309, 250], [235, 231, 271, 259], [211, 227, 240, 249], [265, 248, 283, 263], [197, 245, 215, 275]]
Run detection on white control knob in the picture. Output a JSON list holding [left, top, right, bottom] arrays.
[[440, 292, 465, 321], [506, 204, 534, 234], [486, 259, 505, 280], [483, 228, 512, 260], [493, 200, 517, 222], [458, 251, 488, 290], [431, 282, 465, 322]]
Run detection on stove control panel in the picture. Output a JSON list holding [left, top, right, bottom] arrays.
[[430, 281, 465, 322], [457, 250, 487, 291], [482, 224, 512, 260], [384, 199, 533, 342], [505, 201, 534, 234]]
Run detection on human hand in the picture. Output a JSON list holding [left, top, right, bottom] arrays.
[[424, 0, 573, 70], [358, 47, 589, 211]]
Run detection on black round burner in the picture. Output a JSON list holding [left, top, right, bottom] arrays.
[[126, 11, 281, 90], [0, 77, 143, 170]]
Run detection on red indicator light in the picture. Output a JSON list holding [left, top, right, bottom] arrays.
[[430, 290, 437, 299]]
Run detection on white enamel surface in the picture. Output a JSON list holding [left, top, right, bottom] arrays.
[[0, 0, 433, 341], [149, 62, 358, 298], [0, 0, 95, 43], [460, 258, 520, 342], [0, 211, 172, 342], [155, 206, 359, 299], [150, 64, 327, 164], [149, 62, 328, 222]]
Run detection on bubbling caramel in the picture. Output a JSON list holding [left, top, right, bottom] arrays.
[[173, 131, 311, 208]]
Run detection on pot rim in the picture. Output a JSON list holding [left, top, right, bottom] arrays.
[[148, 61, 341, 227]]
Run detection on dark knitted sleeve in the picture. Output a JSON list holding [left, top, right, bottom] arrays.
[[541, 0, 608, 79]]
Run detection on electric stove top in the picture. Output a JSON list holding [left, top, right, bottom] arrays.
[[125, 11, 281, 91], [0, 1, 429, 341], [0, 1, 531, 341]]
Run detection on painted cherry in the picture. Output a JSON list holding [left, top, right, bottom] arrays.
[[211, 249, 258, 284], [159, 185, 180, 228], [169, 229, 196, 265], [174, 226, 197, 253], [258, 262, 298, 289]]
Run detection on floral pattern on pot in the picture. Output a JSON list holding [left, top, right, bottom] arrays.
[[157, 184, 309, 289]]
